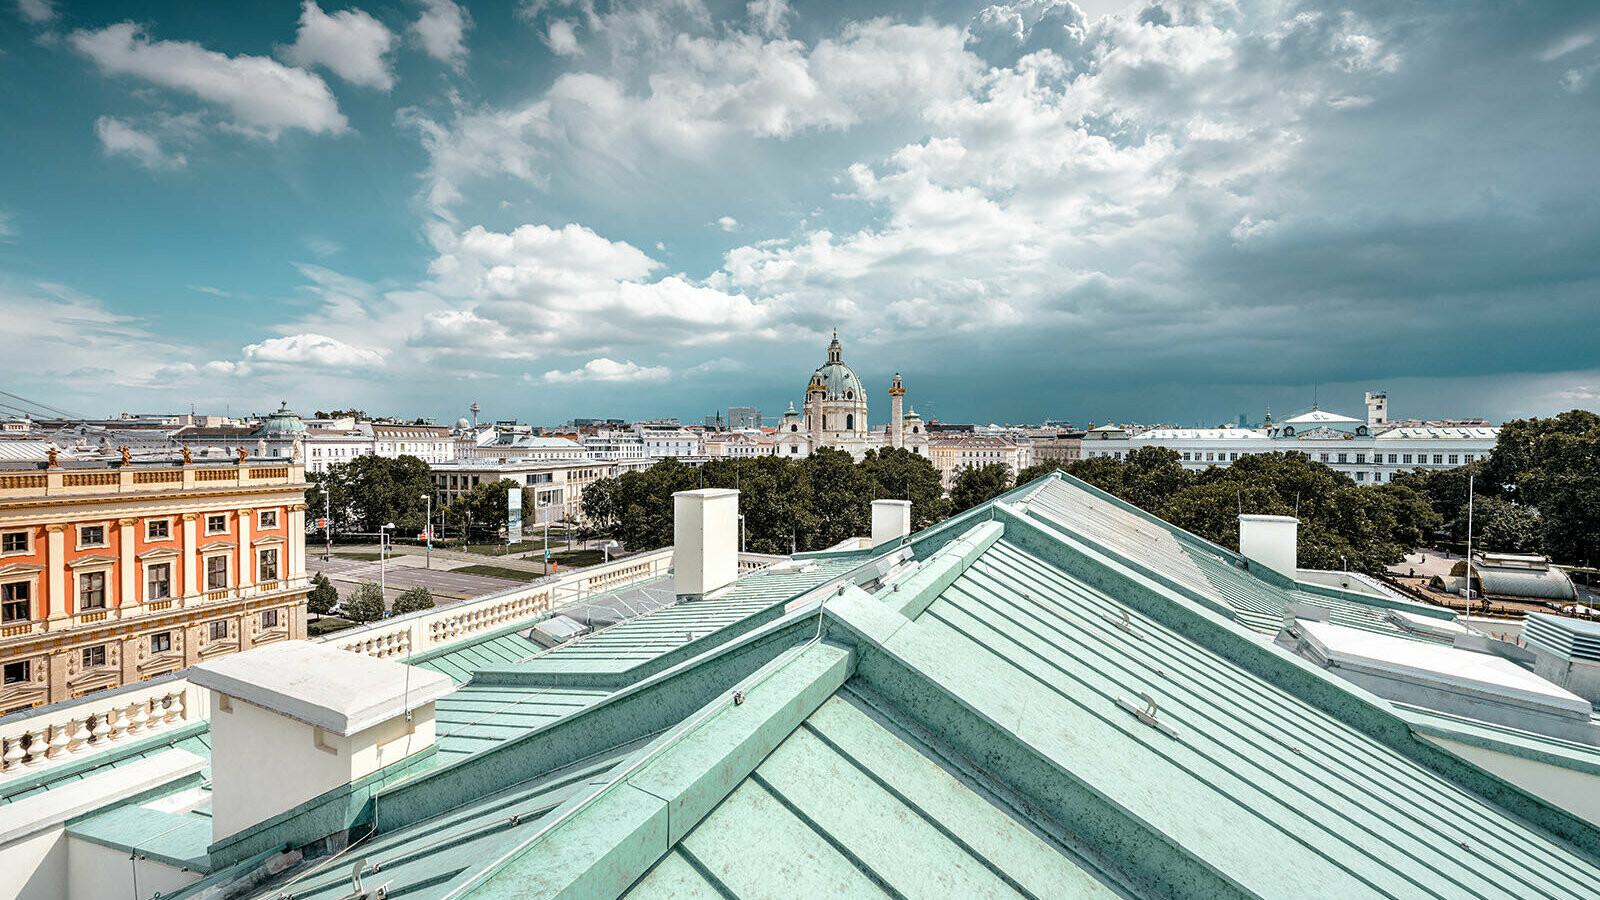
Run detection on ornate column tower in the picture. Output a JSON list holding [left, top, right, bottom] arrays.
[[807, 374, 826, 446], [889, 373, 905, 449]]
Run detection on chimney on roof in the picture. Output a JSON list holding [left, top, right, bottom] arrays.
[[1238, 514, 1299, 579], [872, 499, 913, 546], [673, 488, 740, 598], [189, 641, 454, 846]]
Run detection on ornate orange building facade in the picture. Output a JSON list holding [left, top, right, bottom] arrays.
[[0, 459, 309, 712]]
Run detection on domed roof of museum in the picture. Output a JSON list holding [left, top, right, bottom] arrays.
[[254, 402, 307, 436]]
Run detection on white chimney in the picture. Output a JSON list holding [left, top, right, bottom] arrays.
[[1238, 514, 1299, 579], [190, 641, 455, 844], [674, 488, 740, 598], [872, 499, 913, 546]]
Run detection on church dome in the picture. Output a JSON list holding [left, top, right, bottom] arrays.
[[254, 401, 306, 436], [805, 330, 867, 401]]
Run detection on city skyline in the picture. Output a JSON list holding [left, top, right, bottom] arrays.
[[3, 1, 1598, 425]]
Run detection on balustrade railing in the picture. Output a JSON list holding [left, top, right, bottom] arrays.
[[0, 678, 201, 780]]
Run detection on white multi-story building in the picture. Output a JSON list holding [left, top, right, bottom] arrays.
[[583, 430, 647, 461], [927, 436, 1033, 490], [429, 458, 614, 524], [364, 423, 453, 464], [704, 431, 776, 458], [1094, 393, 1499, 485], [636, 425, 703, 459]]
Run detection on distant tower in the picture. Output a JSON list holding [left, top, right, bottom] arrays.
[[889, 372, 906, 449], [470, 401, 481, 428], [1365, 391, 1388, 427]]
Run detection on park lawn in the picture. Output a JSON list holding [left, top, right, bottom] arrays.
[[454, 564, 543, 582], [308, 617, 359, 636], [333, 551, 384, 561], [550, 549, 604, 568]]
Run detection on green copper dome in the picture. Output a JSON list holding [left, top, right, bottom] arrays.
[[255, 401, 307, 436], [806, 331, 867, 401]]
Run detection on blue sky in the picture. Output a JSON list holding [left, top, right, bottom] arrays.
[[2, 0, 1598, 427]]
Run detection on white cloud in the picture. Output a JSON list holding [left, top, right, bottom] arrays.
[[747, 0, 790, 38], [544, 19, 580, 56], [0, 209, 15, 240], [94, 116, 187, 169], [412, 0, 473, 69], [279, 1, 398, 91], [72, 23, 347, 138], [237, 333, 386, 370], [541, 358, 669, 383], [0, 282, 200, 391], [717, 216, 739, 232], [14, 0, 53, 25]]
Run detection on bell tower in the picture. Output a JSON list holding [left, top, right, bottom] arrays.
[[889, 373, 905, 449]]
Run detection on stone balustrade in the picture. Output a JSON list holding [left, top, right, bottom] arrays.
[[0, 462, 304, 500], [333, 548, 675, 661], [0, 676, 204, 779]]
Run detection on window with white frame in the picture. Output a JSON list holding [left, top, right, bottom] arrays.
[[206, 514, 228, 534], [206, 555, 228, 591], [146, 519, 171, 541], [150, 632, 171, 653], [147, 563, 171, 600], [78, 572, 106, 609], [209, 620, 228, 641], [2, 582, 29, 622], [258, 548, 279, 581], [261, 609, 279, 629], [258, 510, 278, 530], [78, 524, 107, 548], [1, 531, 28, 554], [81, 645, 106, 668]]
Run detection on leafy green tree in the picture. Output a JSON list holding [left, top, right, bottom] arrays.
[[306, 572, 338, 619], [859, 448, 950, 529], [1487, 410, 1600, 565], [341, 581, 386, 623], [1472, 496, 1542, 554], [803, 449, 875, 548], [392, 586, 436, 616], [950, 463, 1013, 513], [308, 454, 434, 536]]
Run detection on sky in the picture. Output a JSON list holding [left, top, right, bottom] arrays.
[[1, 0, 1598, 428]]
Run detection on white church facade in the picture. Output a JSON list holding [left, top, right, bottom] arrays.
[[773, 332, 931, 461]]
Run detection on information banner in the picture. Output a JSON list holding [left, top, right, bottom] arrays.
[[507, 487, 523, 543]]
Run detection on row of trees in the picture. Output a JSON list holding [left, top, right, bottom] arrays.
[[580, 449, 951, 554], [1391, 409, 1600, 565], [1015, 449, 1441, 573], [306, 571, 435, 622]]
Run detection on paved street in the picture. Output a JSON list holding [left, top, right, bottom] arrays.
[[306, 552, 530, 608]]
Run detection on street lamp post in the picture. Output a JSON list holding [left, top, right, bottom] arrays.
[[738, 514, 746, 554], [380, 522, 395, 613], [421, 493, 432, 570]]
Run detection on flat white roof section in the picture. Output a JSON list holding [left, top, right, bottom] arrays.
[[1386, 610, 1475, 639], [1298, 620, 1593, 720], [189, 640, 455, 736]]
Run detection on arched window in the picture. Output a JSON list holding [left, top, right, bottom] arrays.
[[790, 424, 798, 432], [846, 414, 854, 431], [846, 390, 853, 400]]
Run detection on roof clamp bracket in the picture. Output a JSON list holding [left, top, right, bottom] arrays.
[[1117, 691, 1180, 739], [1114, 608, 1140, 638]]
